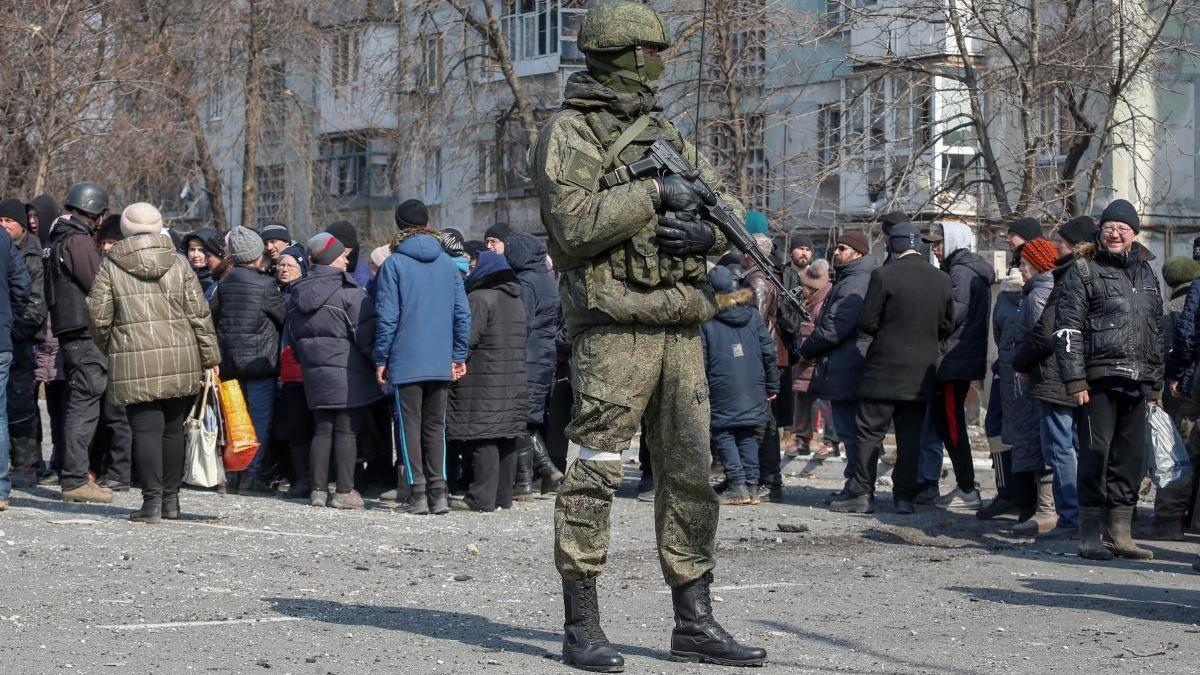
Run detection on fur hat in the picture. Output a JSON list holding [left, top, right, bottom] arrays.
[[800, 259, 830, 290]]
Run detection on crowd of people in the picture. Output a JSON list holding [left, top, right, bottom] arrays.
[[0, 181, 1195, 569]]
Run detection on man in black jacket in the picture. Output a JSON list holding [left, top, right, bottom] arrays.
[[0, 200, 45, 488], [918, 221, 995, 511], [213, 226, 287, 493], [504, 233, 565, 499], [1054, 199, 1161, 561], [832, 224, 955, 514], [45, 182, 130, 503]]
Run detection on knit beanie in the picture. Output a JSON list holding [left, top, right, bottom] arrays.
[[1019, 238, 1058, 273], [836, 231, 870, 256], [1100, 199, 1140, 233], [1163, 256, 1200, 289], [226, 226, 265, 264], [119, 202, 163, 237], [464, 239, 486, 259], [394, 199, 429, 229], [800, 259, 830, 290], [324, 221, 360, 270], [0, 198, 29, 231], [1058, 216, 1097, 246], [484, 222, 512, 242], [307, 232, 346, 266], [370, 245, 391, 269], [258, 221, 291, 243], [745, 210, 768, 235], [1008, 217, 1043, 242], [97, 214, 124, 242], [790, 232, 814, 250], [707, 264, 736, 293], [879, 211, 908, 235], [438, 228, 466, 257], [889, 223, 921, 254], [279, 245, 308, 276]]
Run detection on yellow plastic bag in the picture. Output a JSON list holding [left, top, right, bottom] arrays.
[[218, 377, 259, 472]]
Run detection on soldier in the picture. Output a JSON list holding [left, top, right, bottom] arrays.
[[529, 2, 766, 671]]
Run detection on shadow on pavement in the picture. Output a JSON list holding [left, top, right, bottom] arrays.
[[947, 578, 1200, 624], [755, 619, 987, 675], [265, 597, 672, 663]]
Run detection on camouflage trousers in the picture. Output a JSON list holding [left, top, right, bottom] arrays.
[[554, 324, 719, 588]]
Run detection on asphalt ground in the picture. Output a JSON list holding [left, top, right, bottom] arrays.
[[1, 451, 1198, 675]]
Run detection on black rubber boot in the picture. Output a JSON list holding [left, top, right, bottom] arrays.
[[670, 572, 767, 666], [562, 579, 624, 673], [130, 496, 162, 524], [976, 496, 1018, 521], [514, 439, 534, 502], [1077, 506, 1114, 560], [1106, 506, 1153, 559], [1143, 516, 1185, 542], [531, 432, 564, 495], [162, 493, 180, 520]]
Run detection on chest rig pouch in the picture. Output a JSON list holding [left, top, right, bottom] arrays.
[[583, 111, 707, 290]]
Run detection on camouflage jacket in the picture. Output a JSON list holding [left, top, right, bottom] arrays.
[[531, 73, 742, 335]]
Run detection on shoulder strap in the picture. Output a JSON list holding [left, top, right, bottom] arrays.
[[602, 114, 651, 170]]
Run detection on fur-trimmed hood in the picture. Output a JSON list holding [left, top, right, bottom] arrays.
[[714, 288, 756, 327]]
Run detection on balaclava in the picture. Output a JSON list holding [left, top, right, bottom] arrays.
[[587, 46, 664, 94]]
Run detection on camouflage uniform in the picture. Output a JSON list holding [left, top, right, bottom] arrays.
[[530, 4, 743, 589]]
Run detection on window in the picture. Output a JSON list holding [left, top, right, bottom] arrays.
[[255, 165, 285, 224], [817, 103, 841, 168], [261, 61, 287, 147], [424, 149, 443, 204], [823, 0, 845, 30], [319, 135, 396, 198], [501, 0, 560, 61], [745, 113, 769, 210], [733, 28, 766, 85], [843, 75, 938, 155], [331, 30, 362, 91], [938, 77, 976, 148], [845, 78, 866, 152], [1035, 93, 1074, 161], [478, 141, 498, 194], [868, 78, 886, 149], [560, 5, 586, 64], [422, 34, 443, 89]]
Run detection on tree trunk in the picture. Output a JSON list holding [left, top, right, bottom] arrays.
[[241, 0, 264, 229]]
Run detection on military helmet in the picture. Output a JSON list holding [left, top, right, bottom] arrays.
[[578, 1, 671, 54], [63, 182, 109, 217]]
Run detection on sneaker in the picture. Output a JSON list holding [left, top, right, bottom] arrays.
[[912, 483, 939, 505], [38, 472, 60, 486], [720, 483, 751, 505], [310, 490, 328, 507], [936, 486, 983, 511], [98, 478, 131, 492], [61, 480, 113, 504], [0, 499, 8, 511], [329, 490, 365, 510], [976, 496, 1018, 520], [401, 492, 430, 515], [637, 476, 655, 503]]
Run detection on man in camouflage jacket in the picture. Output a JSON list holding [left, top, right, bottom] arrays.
[[529, 2, 766, 671]]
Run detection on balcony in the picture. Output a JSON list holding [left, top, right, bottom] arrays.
[[847, 0, 981, 65]]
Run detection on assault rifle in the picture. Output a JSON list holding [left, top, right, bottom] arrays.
[[625, 139, 810, 323]]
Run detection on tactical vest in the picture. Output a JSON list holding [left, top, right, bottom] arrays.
[[44, 228, 91, 340], [580, 110, 708, 290]]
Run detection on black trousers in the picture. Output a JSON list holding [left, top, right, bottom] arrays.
[[463, 438, 518, 511], [44, 381, 67, 473], [128, 396, 193, 501], [311, 407, 365, 495], [1078, 389, 1147, 508], [757, 404, 781, 487], [932, 379, 977, 492], [282, 383, 313, 487], [8, 341, 39, 443], [849, 398, 925, 501], [60, 338, 131, 489], [394, 381, 449, 494]]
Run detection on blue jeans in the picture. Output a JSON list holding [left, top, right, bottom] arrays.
[[830, 401, 859, 480], [918, 404, 944, 485], [0, 351, 12, 500], [1040, 401, 1080, 528], [713, 426, 759, 486], [240, 378, 277, 476]]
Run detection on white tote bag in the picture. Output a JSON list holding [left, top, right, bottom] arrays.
[[183, 372, 223, 488]]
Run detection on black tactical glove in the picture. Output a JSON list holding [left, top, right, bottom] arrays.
[[656, 212, 716, 255], [653, 175, 704, 214]]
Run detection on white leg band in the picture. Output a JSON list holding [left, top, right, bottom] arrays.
[[571, 442, 623, 462]]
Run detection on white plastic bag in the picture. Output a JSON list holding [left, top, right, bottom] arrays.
[[1146, 404, 1192, 489]]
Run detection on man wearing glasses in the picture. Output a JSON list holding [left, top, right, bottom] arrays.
[[1054, 199, 1163, 562]]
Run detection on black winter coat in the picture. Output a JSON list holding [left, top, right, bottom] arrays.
[[504, 234, 562, 428], [857, 254, 956, 401], [287, 266, 382, 410], [446, 268, 528, 441], [1013, 254, 1077, 407], [701, 289, 779, 429], [13, 232, 46, 343], [213, 265, 287, 379], [798, 254, 876, 401], [938, 248, 996, 381], [1054, 242, 1164, 395]]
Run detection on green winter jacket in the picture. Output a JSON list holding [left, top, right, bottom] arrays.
[[87, 233, 221, 406]]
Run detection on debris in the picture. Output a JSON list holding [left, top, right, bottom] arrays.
[[1120, 644, 1176, 658], [454, 574, 473, 582], [776, 523, 809, 533], [466, 543, 480, 555]]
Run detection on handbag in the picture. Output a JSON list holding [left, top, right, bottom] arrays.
[[183, 371, 223, 487], [219, 377, 260, 472]]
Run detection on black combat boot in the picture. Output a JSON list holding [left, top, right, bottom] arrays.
[[130, 496, 162, 524], [1077, 506, 1113, 560], [514, 439, 535, 502], [562, 579, 624, 673], [669, 572, 767, 666]]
